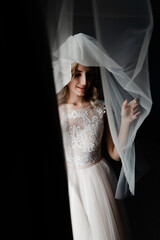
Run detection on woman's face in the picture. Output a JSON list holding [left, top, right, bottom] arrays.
[[68, 64, 94, 98]]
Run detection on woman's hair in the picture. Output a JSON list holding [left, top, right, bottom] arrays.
[[57, 62, 100, 106]]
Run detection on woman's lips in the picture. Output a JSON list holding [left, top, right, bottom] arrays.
[[77, 86, 86, 91]]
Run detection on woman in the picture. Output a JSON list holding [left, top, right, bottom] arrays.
[[57, 61, 140, 239]]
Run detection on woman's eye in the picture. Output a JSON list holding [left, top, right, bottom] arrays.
[[75, 73, 81, 77]]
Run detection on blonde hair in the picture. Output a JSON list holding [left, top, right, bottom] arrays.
[[57, 62, 99, 106]]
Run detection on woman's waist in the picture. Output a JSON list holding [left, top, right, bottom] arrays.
[[66, 156, 103, 169], [65, 148, 102, 167]]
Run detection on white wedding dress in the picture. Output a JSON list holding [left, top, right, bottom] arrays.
[[59, 100, 126, 240]]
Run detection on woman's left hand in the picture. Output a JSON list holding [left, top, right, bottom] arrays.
[[121, 98, 141, 124]]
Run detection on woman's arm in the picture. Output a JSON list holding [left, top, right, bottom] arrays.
[[104, 98, 141, 161]]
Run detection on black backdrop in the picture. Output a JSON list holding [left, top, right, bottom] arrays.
[[4, 0, 160, 239]]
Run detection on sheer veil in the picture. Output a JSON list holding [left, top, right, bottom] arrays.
[[46, 0, 153, 199]]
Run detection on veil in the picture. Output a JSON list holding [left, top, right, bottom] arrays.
[[46, 0, 153, 199]]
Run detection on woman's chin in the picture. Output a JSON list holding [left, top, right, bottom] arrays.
[[77, 92, 85, 97], [76, 89, 86, 96]]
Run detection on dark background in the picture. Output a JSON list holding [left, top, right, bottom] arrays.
[[3, 0, 160, 239]]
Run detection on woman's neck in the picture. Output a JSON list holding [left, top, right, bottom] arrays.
[[67, 94, 84, 105], [67, 94, 87, 107]]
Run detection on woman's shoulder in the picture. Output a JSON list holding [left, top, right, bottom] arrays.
[[91, 99, 106, 114], [58, 103, 69, 119], [92, 99, 105, 109], [58, 103, 67, 111]]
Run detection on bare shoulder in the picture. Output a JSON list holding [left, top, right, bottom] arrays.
[[58, 104, 67, 117], [58, 103, 74, 112], [58, 103, 74, 118], [58, 103, 67, 112]]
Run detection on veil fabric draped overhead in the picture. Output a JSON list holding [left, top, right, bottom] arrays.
[[46, 0, 153, 199]]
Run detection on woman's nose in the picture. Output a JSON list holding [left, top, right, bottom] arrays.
[[81, 74, 87, 85]]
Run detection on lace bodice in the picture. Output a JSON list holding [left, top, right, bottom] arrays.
[[59, 100, 105, 167]]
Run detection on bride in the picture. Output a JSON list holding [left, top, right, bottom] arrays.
[[56, 52, 140, 239]]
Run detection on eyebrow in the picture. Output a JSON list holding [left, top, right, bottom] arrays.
[[75, 69, 94, 73]]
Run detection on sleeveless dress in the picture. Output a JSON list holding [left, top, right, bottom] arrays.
[[59, 100, 126, 240]]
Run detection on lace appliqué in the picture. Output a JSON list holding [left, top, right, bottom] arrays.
[[60, 100, 105, 167]]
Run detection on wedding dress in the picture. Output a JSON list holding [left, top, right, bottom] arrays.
[[59, 99, 126, 240]]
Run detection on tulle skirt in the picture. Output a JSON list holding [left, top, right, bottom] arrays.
[[66, 158, 127, 240]]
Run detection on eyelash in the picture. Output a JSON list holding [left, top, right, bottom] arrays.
[[75, 73, 81, 77], [74, 73, 94, 79]]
